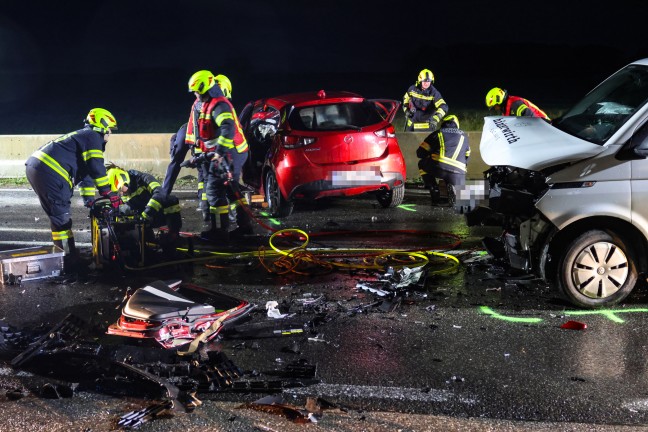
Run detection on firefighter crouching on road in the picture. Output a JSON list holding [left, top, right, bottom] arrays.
[[186, 70, 253, 243], [25, 108, 120, 272], [417, 115, 470, 206], [485, 87, 550, 121], [106, 164, 182, 256], [161, 123, 210, 225], [403, 69, 449, 132]]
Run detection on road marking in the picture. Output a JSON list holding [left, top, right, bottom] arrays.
[[0, 241, 92, 247], [284, 383, 477, 405], [622, 399, 648, 412]]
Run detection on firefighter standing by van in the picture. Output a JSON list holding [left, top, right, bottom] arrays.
[[417, 115, 470, 206], [185, 70, 253, 242], [485, 87, 550, 121], [25, 108, 120, 270], [403, 69, 449, 132]]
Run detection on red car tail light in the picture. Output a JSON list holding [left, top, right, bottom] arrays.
[[374, 125, 396, 138], [283, 135, 317, 149]]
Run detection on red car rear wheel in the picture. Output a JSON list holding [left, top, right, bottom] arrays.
[[376, 184, 404, 208]]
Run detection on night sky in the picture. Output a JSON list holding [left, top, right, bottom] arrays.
[[1, 0, 647, 133]]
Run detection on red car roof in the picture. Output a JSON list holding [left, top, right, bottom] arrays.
[[265, 90, 365, 108]]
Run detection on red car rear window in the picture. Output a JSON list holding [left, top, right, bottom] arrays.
[[289, 102, 383, 131]]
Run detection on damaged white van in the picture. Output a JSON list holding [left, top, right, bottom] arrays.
[[468, 59, 648, 307]]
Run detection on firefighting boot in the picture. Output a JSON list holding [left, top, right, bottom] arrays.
[[430, 187, 441, 205], [159, 231, 179, 259], [58, 237, 88, 275], [230, 204, 254, 239], [200, 199, 210, 223], [201, 214, 230, 243], [229, 204, 237, 226]]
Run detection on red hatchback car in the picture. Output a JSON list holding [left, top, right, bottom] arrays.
[[239, 90, 406, 217]]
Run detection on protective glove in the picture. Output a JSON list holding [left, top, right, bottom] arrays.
[[101, 191, 122, 209], [203, 139, 218, 151], [180, 158, 196, 168], [409, 106, 416, 116], [83, 196, 95, 208], [119, 204, 133, 215], [428, 119, 439, 131], [140, 211, 152, 221]]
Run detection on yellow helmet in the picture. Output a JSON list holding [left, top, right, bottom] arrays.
[[188, 70, 216, 94], [485, 87, 507, 108], [417, 69, 434, 84], [107, 167, 130, 192], [442, 114, 460, 129], [215, 74, 232, 99], [86, 108, 117, 133]]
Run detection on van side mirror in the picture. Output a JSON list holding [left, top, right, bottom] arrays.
[[618, 121, 648, 160], [616, 145, 648, 161]]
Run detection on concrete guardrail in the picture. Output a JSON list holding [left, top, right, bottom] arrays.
[[0, 132, 488, 183]]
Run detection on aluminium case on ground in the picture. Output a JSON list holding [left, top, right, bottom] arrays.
[[0, 245, 65, 284]]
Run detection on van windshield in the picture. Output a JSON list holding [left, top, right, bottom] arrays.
[[554, 64, 648, 145]]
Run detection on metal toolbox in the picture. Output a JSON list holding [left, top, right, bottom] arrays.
[[0, 245, 65, 284]]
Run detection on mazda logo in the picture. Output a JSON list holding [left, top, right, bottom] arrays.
[[344, 135, 353, 144]]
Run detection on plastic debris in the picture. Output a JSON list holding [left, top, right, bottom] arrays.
[[560, 320, 587, 330], [266, 301, 288, 319], [308, 334, 326, 343]]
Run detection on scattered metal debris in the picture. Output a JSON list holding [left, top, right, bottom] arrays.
[[5, 299, 325, 429], [118, 400, 174, 429], [239, 394, 319, 424]]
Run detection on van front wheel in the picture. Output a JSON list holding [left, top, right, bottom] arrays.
[[557, 230, 637, 308]]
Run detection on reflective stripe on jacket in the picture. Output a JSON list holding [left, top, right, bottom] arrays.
[[197, 97, 248, 153], [505, 96, 550, 120], [417, 127, 471, 174], [27, 128, 110, 194]]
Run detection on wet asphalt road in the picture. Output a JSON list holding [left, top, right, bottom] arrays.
[[2, 186, 648, 431]]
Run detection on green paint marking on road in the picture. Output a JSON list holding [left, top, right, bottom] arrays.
[[565, 308, 648, 324], [479, 306, 543, 323], [397, 204, 417, 212], [259, 211, 281, 225]]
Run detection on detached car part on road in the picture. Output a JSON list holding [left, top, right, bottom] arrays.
[[239, 90, 406, 217], [108, 280, 254, 349], [468, 58, 648, 308]]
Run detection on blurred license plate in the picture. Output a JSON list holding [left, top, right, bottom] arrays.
[[331, 168, 381, 186]]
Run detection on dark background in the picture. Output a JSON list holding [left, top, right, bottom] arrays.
[[1, 0, 646, 133]]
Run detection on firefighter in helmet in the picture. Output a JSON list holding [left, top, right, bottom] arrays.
[[107, 164, 182, 255], [25, 108, 120, 272], [162, 75, 239, 225], [186, 70, 253, 242], [485, 87, 550, 121], [402, 69, 449, 132], [417, 114, 471, 206]]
